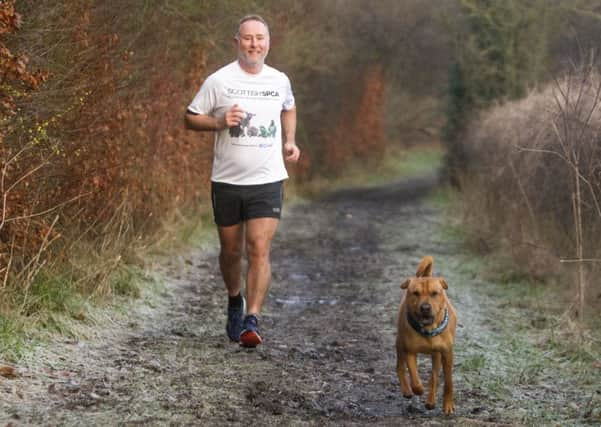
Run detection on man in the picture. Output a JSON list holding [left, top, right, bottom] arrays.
[[185, 14, 300, 348]]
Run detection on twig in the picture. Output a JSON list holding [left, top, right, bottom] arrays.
[[3, 192, 91, 224], [1, 233, 15, 290]]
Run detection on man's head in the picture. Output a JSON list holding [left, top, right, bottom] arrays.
[[235, 14, 270, 73]]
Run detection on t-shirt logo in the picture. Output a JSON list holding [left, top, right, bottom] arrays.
[[229, 112, 277, 139]]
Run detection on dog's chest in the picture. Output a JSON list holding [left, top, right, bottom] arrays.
[[410, 332, 452, 353]]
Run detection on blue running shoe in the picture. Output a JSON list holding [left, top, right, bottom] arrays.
[[240, 314, 262, 347], [226, 296, 245, 342]]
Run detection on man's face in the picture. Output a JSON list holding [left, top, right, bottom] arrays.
[[236, 19, 270, 70]]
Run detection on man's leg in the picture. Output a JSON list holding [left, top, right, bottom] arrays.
[[217, 223, 244, 297], [239, 217, 278, 347], [244, 217, 279, 315], [217, 223, 245, 342]]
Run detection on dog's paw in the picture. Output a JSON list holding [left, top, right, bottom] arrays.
[[411, 383, 424, 395], [425, 401, 436, 410], [400, 381, 413, 398], [443, 401, 455, 415]]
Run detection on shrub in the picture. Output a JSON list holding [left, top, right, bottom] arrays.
[[458, 62, 601, 317]]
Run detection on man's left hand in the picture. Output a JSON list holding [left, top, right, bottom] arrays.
[[284, 141, 300, 163]]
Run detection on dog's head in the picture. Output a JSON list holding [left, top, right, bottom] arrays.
[[401, 276, 448, 327]]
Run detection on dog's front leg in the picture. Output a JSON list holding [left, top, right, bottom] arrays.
[[441, 350, 455, 414], [396, 350, 413, 397], [425, 352, 441, 409], [406, 353, 424, 395]]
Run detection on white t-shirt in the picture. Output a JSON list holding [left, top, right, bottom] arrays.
[[187, 61, 295, 185]]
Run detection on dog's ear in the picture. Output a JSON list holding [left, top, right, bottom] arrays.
[[440, 279, 448, 290], [400, 279, 411, 289]]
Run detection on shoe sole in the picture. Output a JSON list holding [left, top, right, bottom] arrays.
[[240, 330, 262, 347]]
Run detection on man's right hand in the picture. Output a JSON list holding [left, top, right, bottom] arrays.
[[220, 104, 245, 130], [185, 104, 245, 132]]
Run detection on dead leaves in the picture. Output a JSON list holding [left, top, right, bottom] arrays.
[[1, 0, 49, 119], [0, 364, 18, 378]]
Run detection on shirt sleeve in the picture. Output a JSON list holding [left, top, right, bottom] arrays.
[[282, 74, 295, 111], [187, 75, 218, 115]]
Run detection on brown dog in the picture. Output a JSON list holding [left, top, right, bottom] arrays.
[[396, 255, 457, 415]]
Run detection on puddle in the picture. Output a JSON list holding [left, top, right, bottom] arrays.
[[274, 295, 338, 306]]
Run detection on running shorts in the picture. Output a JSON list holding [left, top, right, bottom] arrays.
[[210, 180, 284, 227]]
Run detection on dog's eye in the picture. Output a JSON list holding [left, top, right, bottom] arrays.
[[431, 291, 438, 297], [413, 291, 420, 296]]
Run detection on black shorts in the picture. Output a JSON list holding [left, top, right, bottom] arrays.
[[211, 180, 284, 227]]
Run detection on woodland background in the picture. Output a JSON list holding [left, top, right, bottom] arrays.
[[2, 0, 601, 326]]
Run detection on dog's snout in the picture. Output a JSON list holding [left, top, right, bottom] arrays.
[[420, 303, 432, 314]]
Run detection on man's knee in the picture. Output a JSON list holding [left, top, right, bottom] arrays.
[[220, 245, 243, 262], [246, 239, 271, 262]]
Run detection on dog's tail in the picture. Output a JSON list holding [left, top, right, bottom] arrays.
[[416, 256, 433, 277]]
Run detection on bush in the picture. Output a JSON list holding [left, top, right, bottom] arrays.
[[0, 1, 216, 309], [458, 62, 601, 315]]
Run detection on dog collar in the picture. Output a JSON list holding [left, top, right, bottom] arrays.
[[407, 308, 449, 337]]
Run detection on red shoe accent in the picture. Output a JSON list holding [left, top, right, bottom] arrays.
[[240, 330, 262, 347]]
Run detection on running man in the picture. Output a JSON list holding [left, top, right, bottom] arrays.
[[185, 14, 300, 347]]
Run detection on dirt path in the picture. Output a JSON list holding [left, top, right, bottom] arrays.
[[1, 176, 599, 426]]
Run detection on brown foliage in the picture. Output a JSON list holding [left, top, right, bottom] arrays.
[[0, 0, 53, 277], [0, 1, 47, 124], [323, 66, 386, 173], [1, 2, 214, 290], [267, 0, 450, 179]]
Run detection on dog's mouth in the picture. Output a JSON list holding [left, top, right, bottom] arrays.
[[417, 315, 435, 326]]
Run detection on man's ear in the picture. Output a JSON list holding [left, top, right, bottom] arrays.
[[440, 279, 448, 290], [400, 279, 411, 289]]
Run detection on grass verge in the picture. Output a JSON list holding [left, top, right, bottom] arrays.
[[0, 205, 215, 363], [291, 142, 444, 198], [435, 188, 601, 425]]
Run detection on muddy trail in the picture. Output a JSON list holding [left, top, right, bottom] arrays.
[[1, 176, 599, 426]]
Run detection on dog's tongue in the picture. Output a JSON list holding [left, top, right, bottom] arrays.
[[420, 317, 434, 326]]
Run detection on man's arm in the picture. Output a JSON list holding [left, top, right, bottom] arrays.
[[281, 107, 300, 163], [185, 111, 223, 131], [185, 104, 245, 132]]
